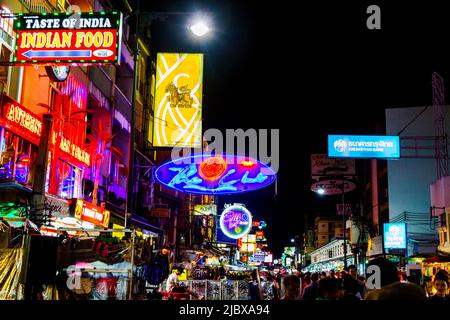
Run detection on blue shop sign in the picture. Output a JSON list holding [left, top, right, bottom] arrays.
[[328, 135, 400, 159]]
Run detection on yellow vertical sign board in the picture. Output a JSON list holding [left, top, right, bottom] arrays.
[[153, 53, 203, 147]]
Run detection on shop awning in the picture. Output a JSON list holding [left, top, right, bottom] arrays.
[[130, 214, 164, 236]]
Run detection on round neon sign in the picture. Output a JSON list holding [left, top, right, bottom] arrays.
[[155, 154, 276, 195], [219, 205, 252, 239]]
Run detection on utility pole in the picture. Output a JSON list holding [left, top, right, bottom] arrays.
[[342, 181, 348, 270], [31, 114, 53, 227], [126, 0, 140, 228], [25, 113, 53, 300]]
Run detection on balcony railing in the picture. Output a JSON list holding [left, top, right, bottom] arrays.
[[19, 0, 69, 13]]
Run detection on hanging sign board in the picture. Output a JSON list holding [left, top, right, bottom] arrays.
[[13, 11, 122, 64], [311, 179, 356, 195], [72, 199, 110, 228], [328, 135, 400, 159]]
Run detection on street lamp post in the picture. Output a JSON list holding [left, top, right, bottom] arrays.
[[342, 181, 348, 270], [125, 2, 211, 228], [126, 0, 140, 229]]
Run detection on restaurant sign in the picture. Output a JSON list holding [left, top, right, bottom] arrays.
[[1, 95, 42, 145], [73, 198, 110, 228], [0, 95, 91, 167], [13, 11, 122, 64]]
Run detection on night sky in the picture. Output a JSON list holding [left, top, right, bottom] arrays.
[[140, 0, 450, 257]]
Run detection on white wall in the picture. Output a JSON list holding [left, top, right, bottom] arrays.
[[385, 106, 450, 238]]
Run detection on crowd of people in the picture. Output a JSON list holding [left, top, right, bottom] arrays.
[[255, 258, 450, 300], [160, 257, 450, 300]]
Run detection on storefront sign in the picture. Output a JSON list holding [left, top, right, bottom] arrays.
[[367, 235, 384, 257], [43, 193, 70, 218], [0, 95, 90, 167], [311, 154, 355, 178], [1, 95, 42, 144], [311, 179, 356, 195], [14, 12, 122, 64], [328, 135, 400, 159], [194, 204, 217, 215], [112, 223, 125, 238], [73, 198, 110, 228], [155, 154, 276, 195], [153, 53, 203, 147], [384, 223, 407, 249], [219, 204, 252, 239], [240, 243, 256, 253], [253, 251, 266, 263], [256, 230, 265, 240], [58, 135, 90, 166], [238, 234, 256, 246]]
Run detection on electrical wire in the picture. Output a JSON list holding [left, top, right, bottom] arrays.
[[396, 106, 430, 136]]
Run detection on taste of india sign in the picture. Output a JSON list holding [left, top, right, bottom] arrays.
[[13, 11, 122, 64]]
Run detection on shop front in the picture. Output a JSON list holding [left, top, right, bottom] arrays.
[[421, 255, 450, 278], [0, 94, 40, 192]]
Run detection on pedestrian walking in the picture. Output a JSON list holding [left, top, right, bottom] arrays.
[[281, 275, 301, 300]]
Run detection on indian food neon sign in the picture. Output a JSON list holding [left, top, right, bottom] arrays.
[[13, 12, 122, 64], [155, 154, 276, 195]]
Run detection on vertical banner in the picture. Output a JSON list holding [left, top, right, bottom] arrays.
[[153, 53, 203, 147]]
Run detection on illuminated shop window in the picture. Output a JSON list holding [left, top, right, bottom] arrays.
[[56, 160, 82, 199], [0, 129, 36, 185]]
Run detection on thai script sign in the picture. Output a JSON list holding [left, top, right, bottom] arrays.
[[383, 223, 407, 249], [328, 135, 400, 159]]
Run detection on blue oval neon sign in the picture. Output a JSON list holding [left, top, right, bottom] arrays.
[[155, 154, 276, 195]]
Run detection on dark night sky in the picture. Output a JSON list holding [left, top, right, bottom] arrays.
[[140, 0, 450, 257]]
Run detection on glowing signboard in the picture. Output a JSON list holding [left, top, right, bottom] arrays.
[[328, 135, 400, 159], [73, 199, 110, 228], [383, 223, 407, 249], [155, 154, 276, 195], [311, 179, 356, 195], [1, 90, 91, 167], [13, 12, 122, 64], [2, 98, 42, 144], [219, 205, 252, 239], [194, 204, 217, 215], [153, 53, 203, 148]]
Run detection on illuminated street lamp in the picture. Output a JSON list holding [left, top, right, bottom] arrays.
[[127, 3, 213, 227], [190, 21, 209, 36], [317, 188, 325, 195]]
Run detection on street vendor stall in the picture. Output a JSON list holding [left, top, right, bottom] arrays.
[[0, 217, 39, 300], [54, 227, 135, 300], [421, 255, 450, 278]]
